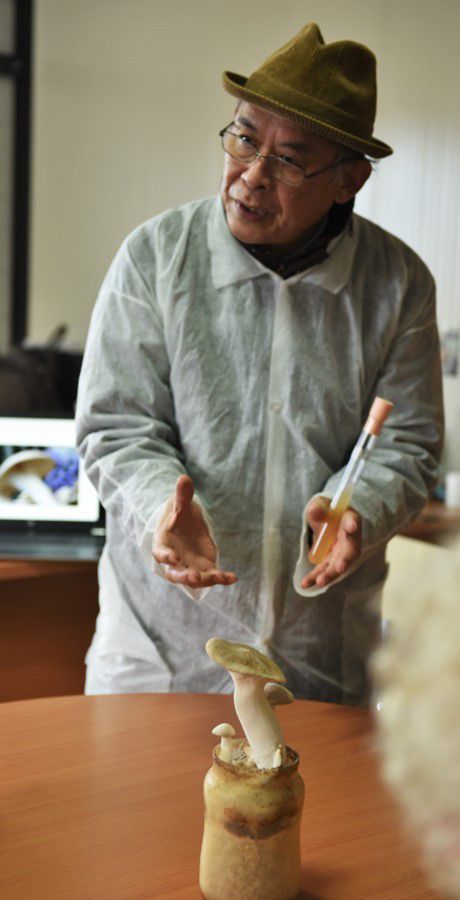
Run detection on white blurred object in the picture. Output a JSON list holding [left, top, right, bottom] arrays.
[[373, 536, 460, 899], [443, 376, 460, 474], [54, 483, 78, 505], [445, 472, 460, 509], [383, 537, 450, 624], [440, 327, 459, 376]]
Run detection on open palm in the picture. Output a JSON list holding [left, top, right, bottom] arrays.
[[152, 475, 237, 588]]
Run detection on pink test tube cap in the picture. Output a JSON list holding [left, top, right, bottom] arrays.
[[365, 397, 394, 436]]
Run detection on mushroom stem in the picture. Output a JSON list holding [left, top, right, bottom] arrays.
[[9, 472, 58, 505], [231, 672, 284, 770], [211, 723, 235, 763], [219, 736, 234, 763]]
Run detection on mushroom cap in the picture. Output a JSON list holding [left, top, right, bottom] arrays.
[[206, 638, 286, 683], [264, 683, 294, 706], [211, 722, 236, 737], [0, 450, 56, 494]]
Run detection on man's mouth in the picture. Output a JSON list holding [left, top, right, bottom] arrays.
[[231, 198, 268, 220]]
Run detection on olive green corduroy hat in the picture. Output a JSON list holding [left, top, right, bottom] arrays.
[[223, 23, 392, 159]]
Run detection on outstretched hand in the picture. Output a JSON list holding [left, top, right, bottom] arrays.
[[301, 496, 362, 589], [152, 475, 238, 588]]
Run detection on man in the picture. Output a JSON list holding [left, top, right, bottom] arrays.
[[76, 24, 443, 704]]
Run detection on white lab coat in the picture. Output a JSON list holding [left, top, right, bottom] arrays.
[[76, 196, 443, 704]]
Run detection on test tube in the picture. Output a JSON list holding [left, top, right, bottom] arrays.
[[308, 397, 394, 566]]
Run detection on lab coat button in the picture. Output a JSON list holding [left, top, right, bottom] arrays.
[[270, 402, 281, 413]]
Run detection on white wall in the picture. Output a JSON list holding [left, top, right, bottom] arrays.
[[29, 0, 460, 345]]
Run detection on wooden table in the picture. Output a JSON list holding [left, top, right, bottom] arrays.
[[0, 693, 441, 899], [400, 499, 460, 544], [0, 559, 98, 701]]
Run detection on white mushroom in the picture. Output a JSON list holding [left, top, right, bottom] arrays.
[[264, 683, 295, 706], [272, 745, 283, 768], [211, 723, 236, 763], [206, 638, 287, 771], [0, 450, 57, 505]]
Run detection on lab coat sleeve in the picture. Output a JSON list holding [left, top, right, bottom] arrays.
[[295, 257, 444, 596], [75, 233, 214, 592]]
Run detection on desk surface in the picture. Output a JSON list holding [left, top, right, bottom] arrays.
[[0, 558, 97, 582], [0, 693, 440, 900], [400, 499, 460, 544]]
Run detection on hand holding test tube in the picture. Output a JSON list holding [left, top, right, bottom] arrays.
[[306, 397, 394, 571]]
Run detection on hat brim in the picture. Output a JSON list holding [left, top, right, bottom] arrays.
[[223, 71, 393, 159]]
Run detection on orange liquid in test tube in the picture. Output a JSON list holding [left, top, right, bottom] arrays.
[[309, 486, 353, 565], [308, 398, 394, 566]]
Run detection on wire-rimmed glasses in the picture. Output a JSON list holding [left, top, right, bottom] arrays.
[[219, 124, 349, 188]]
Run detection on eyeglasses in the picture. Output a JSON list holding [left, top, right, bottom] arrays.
[[219, 124, 348, 188]]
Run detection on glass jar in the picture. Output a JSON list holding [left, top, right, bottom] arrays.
[[199, 741, 305, 900]]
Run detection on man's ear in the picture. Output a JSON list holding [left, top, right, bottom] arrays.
[[334, 159, 372, 204]]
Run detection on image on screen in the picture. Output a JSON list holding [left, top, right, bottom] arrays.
[[0, 418, 100, 523], [0, 445, 80, 507]]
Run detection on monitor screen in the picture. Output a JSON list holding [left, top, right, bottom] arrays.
[[0, 417, 100, 523]]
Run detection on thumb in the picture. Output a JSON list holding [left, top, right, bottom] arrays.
[[339, 507, 360, 537], [173, 474, 195, 514], [306, 496, 331, 531]]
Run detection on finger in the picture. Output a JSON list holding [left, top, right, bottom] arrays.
[[324, 531, 360, 575], [162, 565, 203, 587], [340, 509, 360, 536], [195, 568, 238, 587], [337, 525, 361, 564], [336, 539, 359, 565], [221, 571, 238, 585], [321, 556, 348, 581], [315, 567, 336, 587], [302, 551, 348, 587], [306, 496, 331, 531], [163, 565, 237, 588], [180, 556, 237, 585], [334, 555, 350, 575], [173, 474, 195, 515], [301, 561, 329, 589], [152, 545, 180, 566], [304, 543, 357, 586]]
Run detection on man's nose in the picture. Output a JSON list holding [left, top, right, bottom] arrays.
[[241, 155, 273, 190]]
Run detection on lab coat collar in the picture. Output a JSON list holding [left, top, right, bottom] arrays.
[[208, 196, 268, 288], [207, 195, 359, 295]]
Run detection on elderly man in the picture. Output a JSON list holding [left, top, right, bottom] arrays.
[[76, 24, 443, 704]]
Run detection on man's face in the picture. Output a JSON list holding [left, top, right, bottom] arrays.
[[221, 102, 365, 252]]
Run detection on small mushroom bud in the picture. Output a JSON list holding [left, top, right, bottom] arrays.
[[212, 723, 236, 763], [272, 745, 283, 768]]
